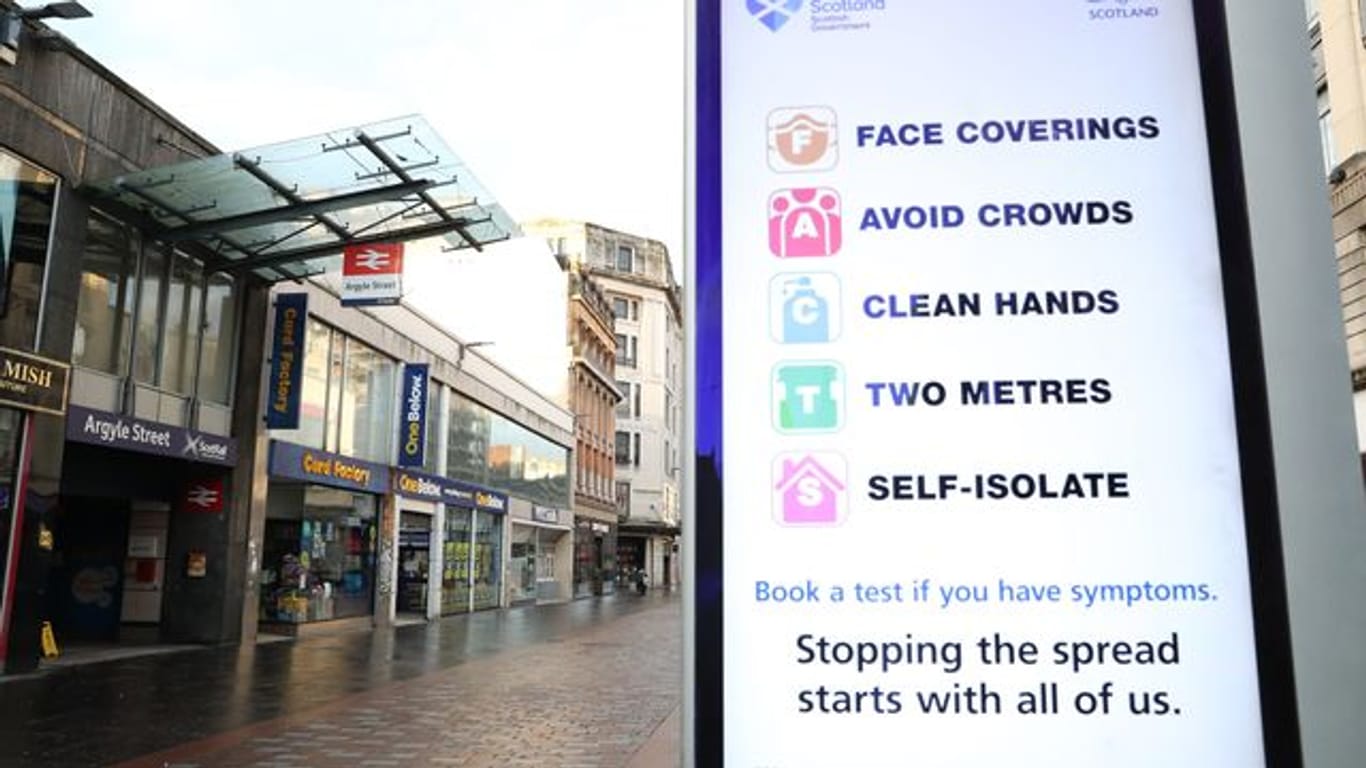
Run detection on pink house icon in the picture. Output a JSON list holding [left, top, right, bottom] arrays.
[[774, 455, 846, 524]]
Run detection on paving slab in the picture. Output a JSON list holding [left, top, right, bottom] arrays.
[[0, 592, 681, 767]]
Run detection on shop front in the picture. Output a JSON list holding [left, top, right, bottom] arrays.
[[618, 524, 680, 591], [574, 516, 617, 598], [57, 405, 237, 646], [261, 441, 388, 634], [393, 469, 507, 616], [395, 508, 436, 619], [509, 502, 572, 605]]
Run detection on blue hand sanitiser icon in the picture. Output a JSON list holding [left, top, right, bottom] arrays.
[[771, 273, 840, 344]]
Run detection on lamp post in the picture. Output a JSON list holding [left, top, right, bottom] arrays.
[[454, 340, 493, 368], [1, 2, 91, 66]]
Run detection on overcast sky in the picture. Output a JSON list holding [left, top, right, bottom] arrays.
[[60, 0, 686, 270]]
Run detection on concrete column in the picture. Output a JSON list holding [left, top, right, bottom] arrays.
[[1229, 2, 1366, 764], [374, 492, 398, 628], [233, 283, 273, 645], [428, 504, 444, 621]]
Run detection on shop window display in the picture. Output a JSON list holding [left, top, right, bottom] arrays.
[[260, 486, 377, 624], [509, 525, 537, 604], [443, 507, 502, 613], [441, 506, 472, 615], [574, 519, 616, 597], [472, 510, 502, 611]]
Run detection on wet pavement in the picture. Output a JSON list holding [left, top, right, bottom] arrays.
[[0, 591, 682, 767]]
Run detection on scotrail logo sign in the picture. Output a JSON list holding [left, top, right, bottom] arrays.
[[748, 0, 803, 31]]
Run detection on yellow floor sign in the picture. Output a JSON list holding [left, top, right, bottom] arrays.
[[40, 621, 59, 658]]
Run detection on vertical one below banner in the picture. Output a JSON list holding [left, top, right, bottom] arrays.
[[397, 362, 429, 468], [265, 293, 308, 429]]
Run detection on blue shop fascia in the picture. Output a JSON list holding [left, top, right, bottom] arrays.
[[261, 440, 509, 633]]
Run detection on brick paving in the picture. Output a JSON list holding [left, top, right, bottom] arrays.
[[1, 593, 681, 768], [131, 598, 679, 768]]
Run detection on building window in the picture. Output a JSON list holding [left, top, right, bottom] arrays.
[[633, 432, 641, 467], [1318, 85, 1336, 174], [0, 148, 56, 351], [634, 383, 642, 418], [616, 380, 632, 417], [337, 337, 397, 464], [615, 333, 637, 368], [73, 216, 239, 405], [74, 213, 136, 376], [445, 391, 571, 508], [616, 244, 634, 272], [133, 246, 166, 385], [272, 318, 331, 450], [616, 481, 631, 516], [615, 430, 632, 465], [424, 380, 442, 475], [159, 252, 205, 395], [197, 273, 238, 404], [609, 296, 639, 321]]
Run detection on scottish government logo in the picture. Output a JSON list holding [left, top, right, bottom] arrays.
[[748, 0, 803, 31]]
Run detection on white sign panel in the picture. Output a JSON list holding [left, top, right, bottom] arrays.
[[691, 1, 1298, 765], [341, 243, 405, 307]]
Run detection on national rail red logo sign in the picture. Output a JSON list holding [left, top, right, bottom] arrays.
[[182, 478, 225, 513], [341, 243, 405, 306]]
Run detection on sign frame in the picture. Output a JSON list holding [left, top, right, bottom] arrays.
[[687, 1, 1302, 765], [341, 242, 405, 307], [397, 362, 429, 468], [265, 292, 307, 430], [66, 405, 237, 466], [0, 346, 69, 416]]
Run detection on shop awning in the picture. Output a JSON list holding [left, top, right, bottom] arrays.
[[83, 115, 519, 282]]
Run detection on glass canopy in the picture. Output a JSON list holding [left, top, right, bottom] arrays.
[[84, 115, 519, 282]]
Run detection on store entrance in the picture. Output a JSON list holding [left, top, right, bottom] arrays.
[[396, 511, 432, 619], [47, 496, 170, 646]]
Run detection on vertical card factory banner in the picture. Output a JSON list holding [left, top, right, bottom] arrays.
[[265, 292, 307, 429]]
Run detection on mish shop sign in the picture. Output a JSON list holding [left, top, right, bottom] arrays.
[[0, 347, 69, 415]]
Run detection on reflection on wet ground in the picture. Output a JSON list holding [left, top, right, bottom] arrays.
[[1, 591, 675, 767]]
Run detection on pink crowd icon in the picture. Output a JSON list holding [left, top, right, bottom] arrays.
[[769, 187, 842, 258]]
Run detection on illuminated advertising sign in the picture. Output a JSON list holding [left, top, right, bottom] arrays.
[[265, 292, 307, 429], [397, 363, 429, 468], [690, 1, 1299, 765]]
